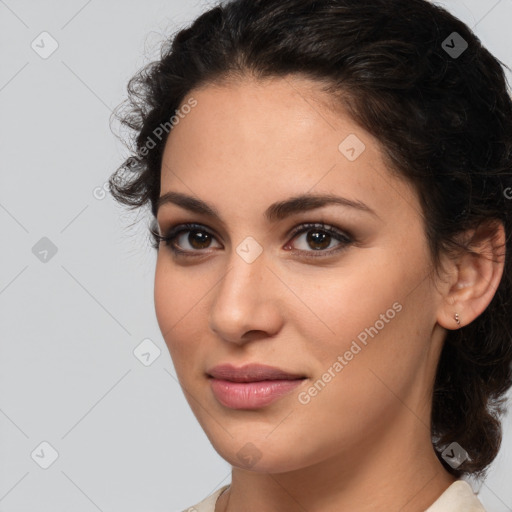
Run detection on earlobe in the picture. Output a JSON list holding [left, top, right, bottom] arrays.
[[437, 220, 506, 330]]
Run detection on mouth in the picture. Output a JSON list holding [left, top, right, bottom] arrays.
[[206, 363, 307, 409]]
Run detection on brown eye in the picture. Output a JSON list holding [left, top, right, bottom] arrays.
[[154, 223, 221, 254], [284, 223, 354, 258], [186, 229, 213, 249], [155, 222, 353, 259], [304, 229, 332, 250]]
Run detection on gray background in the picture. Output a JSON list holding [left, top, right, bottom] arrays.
[[0, 1, 511, 511]]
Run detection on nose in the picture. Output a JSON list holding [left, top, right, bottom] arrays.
[[208, 246, 284, 345]]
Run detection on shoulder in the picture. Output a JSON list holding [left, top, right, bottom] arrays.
[[425, 480, 487, 512], [180, 484, 230, 512]]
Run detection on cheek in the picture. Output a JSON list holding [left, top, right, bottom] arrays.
[[289, 251, 430, 401], [154, 258, 202, 366], [154, 259, 175, 337], [283, 255, 408, 359], [311, 300, 431, 410]]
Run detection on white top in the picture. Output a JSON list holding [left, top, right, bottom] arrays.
[[181, 479, 486, 512]]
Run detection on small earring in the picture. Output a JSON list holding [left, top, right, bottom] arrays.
[[454, 312, 461, 328]]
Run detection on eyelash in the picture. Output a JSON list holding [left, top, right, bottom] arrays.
[[152, 222, 354, 259]]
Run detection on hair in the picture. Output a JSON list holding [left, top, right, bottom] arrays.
[[108, 0, 512, 479]]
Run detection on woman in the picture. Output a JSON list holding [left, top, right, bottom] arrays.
[[108, 0, 512, 510]]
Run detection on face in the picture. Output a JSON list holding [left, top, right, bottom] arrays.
[[154, 75, 446, 474]]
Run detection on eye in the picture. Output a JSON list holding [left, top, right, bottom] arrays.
[[151, 223, 221, 254], [151, 222, 354, 258], [284, 222, 353, 258]]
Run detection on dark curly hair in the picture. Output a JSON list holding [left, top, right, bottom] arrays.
[[108, 0, 512, 479]]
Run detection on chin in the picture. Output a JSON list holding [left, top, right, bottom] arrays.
[[205, 431, 314, 474]]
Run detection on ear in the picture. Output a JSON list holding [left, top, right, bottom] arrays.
[[437, 219, 506, 330]]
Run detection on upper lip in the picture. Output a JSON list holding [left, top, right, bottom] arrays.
[[207, 363, 306, 382]]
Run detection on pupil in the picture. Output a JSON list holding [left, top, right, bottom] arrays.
[[307, 230, 330, 250], [189, 230, 211, 249]]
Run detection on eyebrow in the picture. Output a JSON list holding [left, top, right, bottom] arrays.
[[156, 191, 378, 223]]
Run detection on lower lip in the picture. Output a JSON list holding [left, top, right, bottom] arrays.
[[209, 378, 306, 409]]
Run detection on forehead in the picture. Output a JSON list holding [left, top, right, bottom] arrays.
[[159, 76, 419, 224]]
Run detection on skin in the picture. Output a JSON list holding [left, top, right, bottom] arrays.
[[153, 75, 505, 511]]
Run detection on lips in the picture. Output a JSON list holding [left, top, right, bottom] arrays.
[[207, 363, 306, 382], [207, 363, 308, 409]]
